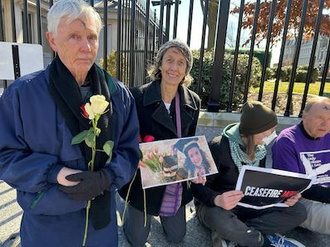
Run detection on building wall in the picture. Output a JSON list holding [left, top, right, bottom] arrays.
[[283, 35, 330, 69], [2, 0, 52, 67], [2, 1, 121, 68]]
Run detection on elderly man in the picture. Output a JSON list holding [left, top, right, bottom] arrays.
[[0, 0, 139, 246], [272, 96, 330, 234]]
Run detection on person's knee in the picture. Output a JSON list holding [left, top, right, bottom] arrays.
[[164, 229, 186, 244], [291, 202, 307, 225], [301, 201, 330, 234], [208, 211, 237, 234], [123, 223, 149, 247], [201, 206, 232, 230], [123, 210, 150, 247], [215, 219, 239, 238]]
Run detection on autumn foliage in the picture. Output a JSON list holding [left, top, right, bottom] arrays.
[[231, 0, 330, 46]]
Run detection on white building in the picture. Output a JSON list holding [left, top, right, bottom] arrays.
[[283, 35, 329, 69], [1, 0, 156, 67]]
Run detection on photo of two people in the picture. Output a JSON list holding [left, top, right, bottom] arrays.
[[139, 136, 218, 189]]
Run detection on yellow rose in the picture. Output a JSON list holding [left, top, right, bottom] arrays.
[[90, 95, 109, 115]]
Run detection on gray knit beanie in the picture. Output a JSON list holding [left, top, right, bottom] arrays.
[[239, 101, 277, 135], [156, 39, 193, 75]]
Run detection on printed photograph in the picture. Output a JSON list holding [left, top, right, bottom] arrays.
[[139, 136, 218, 189]]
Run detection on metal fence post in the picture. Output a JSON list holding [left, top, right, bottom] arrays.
[[207, 0, 230, 112]]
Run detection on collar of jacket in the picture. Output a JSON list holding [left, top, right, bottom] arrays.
[[44, 63, 118, 95], [142, 80, 198, 111], [142, 80, 198, 137], [299, 121, 320, 141]]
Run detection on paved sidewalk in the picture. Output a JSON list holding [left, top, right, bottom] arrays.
[[1, 180, 330, 247], [0, 181, 22, 247]]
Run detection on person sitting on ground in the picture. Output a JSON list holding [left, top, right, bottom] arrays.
[[191, 101, 306, 247], [272, 96, 330, 234]]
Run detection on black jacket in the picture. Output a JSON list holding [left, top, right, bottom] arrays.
[[191, 135, 266, 207], [118, 80, 201, 216]]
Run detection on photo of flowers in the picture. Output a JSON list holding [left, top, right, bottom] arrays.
[[139, 136, 218, 189]]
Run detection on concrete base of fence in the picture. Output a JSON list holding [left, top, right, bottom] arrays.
[[197, 110, 301, 138]]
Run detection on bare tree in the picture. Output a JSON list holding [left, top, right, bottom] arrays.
[[200, 0, 219, 50]]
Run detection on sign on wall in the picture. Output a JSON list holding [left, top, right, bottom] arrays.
[[0, 42, 44, 80]]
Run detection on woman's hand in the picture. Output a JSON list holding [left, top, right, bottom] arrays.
[[191, 174, 206, 185], [284, 192, 301, 206], [138, 160, 146, 169], [214, 190, 244, 210]]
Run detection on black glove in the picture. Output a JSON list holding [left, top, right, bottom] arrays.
[[59, 169, 111, 201]]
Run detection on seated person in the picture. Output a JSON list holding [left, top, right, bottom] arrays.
[[272, 96, 330, 234], [192, 101, 306, 247]]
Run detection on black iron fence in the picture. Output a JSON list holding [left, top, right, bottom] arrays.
[[1, 0, 330, 116]]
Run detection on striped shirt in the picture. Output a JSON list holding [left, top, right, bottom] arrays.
[[159, 183, 183, 216]]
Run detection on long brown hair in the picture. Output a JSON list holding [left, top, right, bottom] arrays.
[[240, 134, 256, 161]]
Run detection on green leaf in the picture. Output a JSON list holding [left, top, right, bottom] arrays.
[[85, 138, 93, 148], [85, 129, 95, 148], [103, 140, 114, 157], [144, 159, 157, 172], [71, 130, 89, 145]]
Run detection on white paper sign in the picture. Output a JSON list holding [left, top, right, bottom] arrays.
[[0, 42, 44, 80], [0, 42, 14, 80], [235, 166, 314, 209]]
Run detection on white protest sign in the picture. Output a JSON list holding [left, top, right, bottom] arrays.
[[235, 166, 314, 209]]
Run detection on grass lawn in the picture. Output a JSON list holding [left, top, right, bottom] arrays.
[[252, 81, 330, 95]]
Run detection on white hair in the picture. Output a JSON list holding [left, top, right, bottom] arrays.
[[47, 0, 102, 37]]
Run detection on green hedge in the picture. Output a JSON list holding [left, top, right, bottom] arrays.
[[99, 51, 127, 84], [226, 48, 271, 68], [265, 66, 319, 82]]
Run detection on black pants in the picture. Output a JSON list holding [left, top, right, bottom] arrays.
[[123, 204, 186, 247], [196, 202, 307, 247]]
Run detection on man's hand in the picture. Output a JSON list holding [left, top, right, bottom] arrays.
[[285, 192, 301, 206], [57, 167, 82, 186], [214, 190, 244, 210], [59, 169, 111, 201]]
